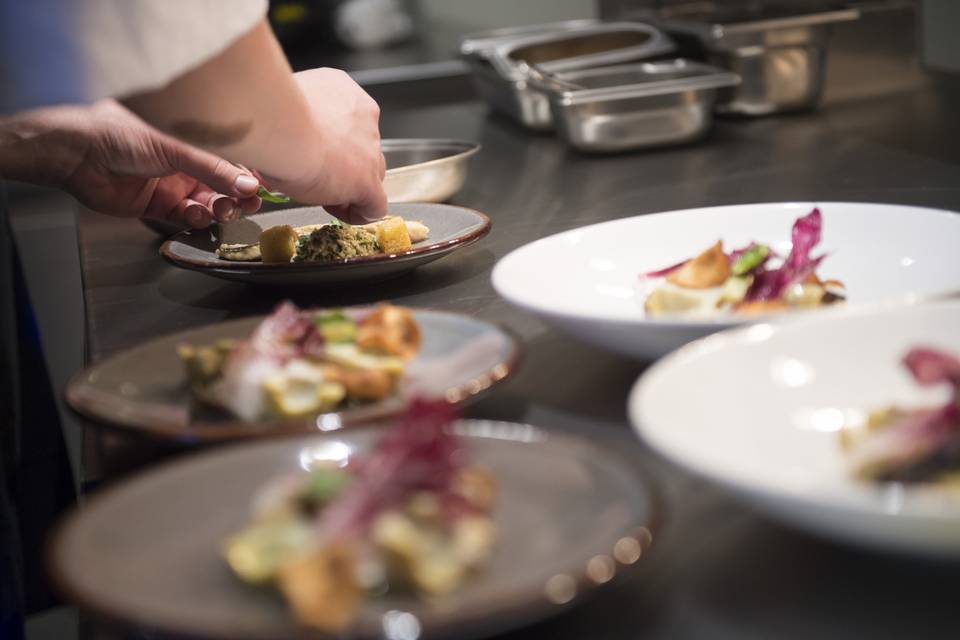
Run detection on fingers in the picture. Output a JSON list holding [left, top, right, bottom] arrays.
[[172, 198, 215, 229], [166, 143, 261, 199]]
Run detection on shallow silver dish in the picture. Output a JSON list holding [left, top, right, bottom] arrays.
[[382, 139, 480, 203], [533, 59, 739, 153], [656, 6, 859, 115], [467, 22, 675, 131]]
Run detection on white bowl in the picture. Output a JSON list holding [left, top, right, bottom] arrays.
[[630, 300, 960, 557], [492, 202, 960, 360]]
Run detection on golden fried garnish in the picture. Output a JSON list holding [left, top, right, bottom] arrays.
[[341, 367, 395, 402], [375, 216, 413, 254], [356, 305, 421, 359], [259, 225, 299, 263], [451, 466, 498, 512], [666, 241, 731, 289], [735, 300, 789, 315], [277, 543, 361, 632]]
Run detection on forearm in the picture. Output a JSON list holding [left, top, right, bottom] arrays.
[[123, 19, 319, 184], [0, 107, 89, 187]]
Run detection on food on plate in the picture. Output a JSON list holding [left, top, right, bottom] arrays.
[[215, 216, 430, 263], [641, 208, 845, 317], [259, 225, 300, 263], [177, 302, 421, 421], [223, 400, 497, 631], [841, 347, 960, 484]]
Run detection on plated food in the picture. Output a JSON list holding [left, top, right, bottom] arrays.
[[493, 202, 960, 359], [162, 204, 492, 286], [179, 302, 421, 421], [51, 420, 656, 639], [841, 347, 960, 485], [216, 216, 430, 264], [66, 307, 519, 440], [224, 400, 496, 631], [631, 300, 960, 556], [642, 208, 844, 317]]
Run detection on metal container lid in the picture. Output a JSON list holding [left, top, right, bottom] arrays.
[[531, 59, 741, 106], [652, 2, 859, 40]]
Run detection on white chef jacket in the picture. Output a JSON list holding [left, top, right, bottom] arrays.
[[0, 0, 268, 113]]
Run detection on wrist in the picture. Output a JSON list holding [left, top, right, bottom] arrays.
[[0, 107, 91, 187]]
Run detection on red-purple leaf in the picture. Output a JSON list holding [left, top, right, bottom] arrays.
[[744, 208, 825, 302]]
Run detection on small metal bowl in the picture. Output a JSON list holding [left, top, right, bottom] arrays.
[[382, 139, 480, 203]]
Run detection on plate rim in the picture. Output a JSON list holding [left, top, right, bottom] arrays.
[[48, 420, 663, 640], [628, 299, 960, 530], [64, 307, 522, 442], [493, 200, 960, 328], [161, 203, 492, 272]]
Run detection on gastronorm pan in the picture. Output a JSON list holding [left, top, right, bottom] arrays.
[[464, 22, 675, 131], [653, 3, 859, 115], [531, 59, 739, 153]]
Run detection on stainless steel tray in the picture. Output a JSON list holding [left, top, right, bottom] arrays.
[[531, 59, 739, 153], [382, 139, 480, 203], [464, 22, 675, 131], [654, 5, 859, 115]]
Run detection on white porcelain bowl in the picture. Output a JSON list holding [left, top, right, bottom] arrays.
[[492, 202, 960, 360], [630, 301, 960, 557]]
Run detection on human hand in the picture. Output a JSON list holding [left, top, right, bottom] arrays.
[[0, 100, 265, 228], [63, 100, 266, 228], [270, 68, 387, 224]]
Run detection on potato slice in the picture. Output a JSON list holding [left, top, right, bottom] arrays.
[[666, 241, 730, 289], [375, 216, 413, 254], [259, 225, 299, 263]]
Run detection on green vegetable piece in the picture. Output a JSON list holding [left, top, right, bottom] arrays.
[[313, 310, 357, 343], [306, 468, 348, 503], [731, 244, 770, 276], [257, 186, 291, 204]]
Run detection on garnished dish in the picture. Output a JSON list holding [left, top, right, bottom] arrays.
[[642, 208, 845, 317], [841, 347, 960, 484], [223, 400, 497, 632], [178, 302, 421, 421], [216, 216, 430, 264]]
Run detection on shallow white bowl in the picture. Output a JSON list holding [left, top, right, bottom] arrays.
[[492, 202, 960, 360], [630, 300, 960, 557]]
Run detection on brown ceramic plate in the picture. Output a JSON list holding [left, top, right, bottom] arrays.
[[160, 203, 491, 286], [65, 308, 519, 441], [50, 421, 658, 640]]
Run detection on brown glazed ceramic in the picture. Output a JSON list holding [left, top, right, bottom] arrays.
[[160, 204, 492, 286], [50, 421, 659, 640], [65, 309, 520, 441]]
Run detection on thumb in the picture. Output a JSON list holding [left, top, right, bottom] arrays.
[[165, 142, 260, 199]]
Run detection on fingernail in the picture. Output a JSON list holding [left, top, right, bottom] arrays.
[[234, 174, 259, 195]]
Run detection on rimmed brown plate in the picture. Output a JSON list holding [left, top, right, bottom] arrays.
[[50, 420, 659, 640], [65, 309, 520, 441], [160, 203, 491, 286]]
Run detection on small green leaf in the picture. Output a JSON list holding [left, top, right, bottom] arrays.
[[257, 186, 291, 204]]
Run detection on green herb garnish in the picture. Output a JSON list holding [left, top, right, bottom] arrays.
[[731, 244, 770, 276], [257, 186, 291, 204], [306, 468, 348, 503]]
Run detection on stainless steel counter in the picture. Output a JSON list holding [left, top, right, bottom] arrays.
[[71, 77, 960, 638]]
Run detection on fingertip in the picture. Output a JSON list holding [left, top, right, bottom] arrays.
[[238, 195, 262, 214], [212, 196, 241, 223], [185, 203, 212, 228], [233, 173, 260, 197]]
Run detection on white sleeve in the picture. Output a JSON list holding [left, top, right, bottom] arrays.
[[0, 0, 268, 113]]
